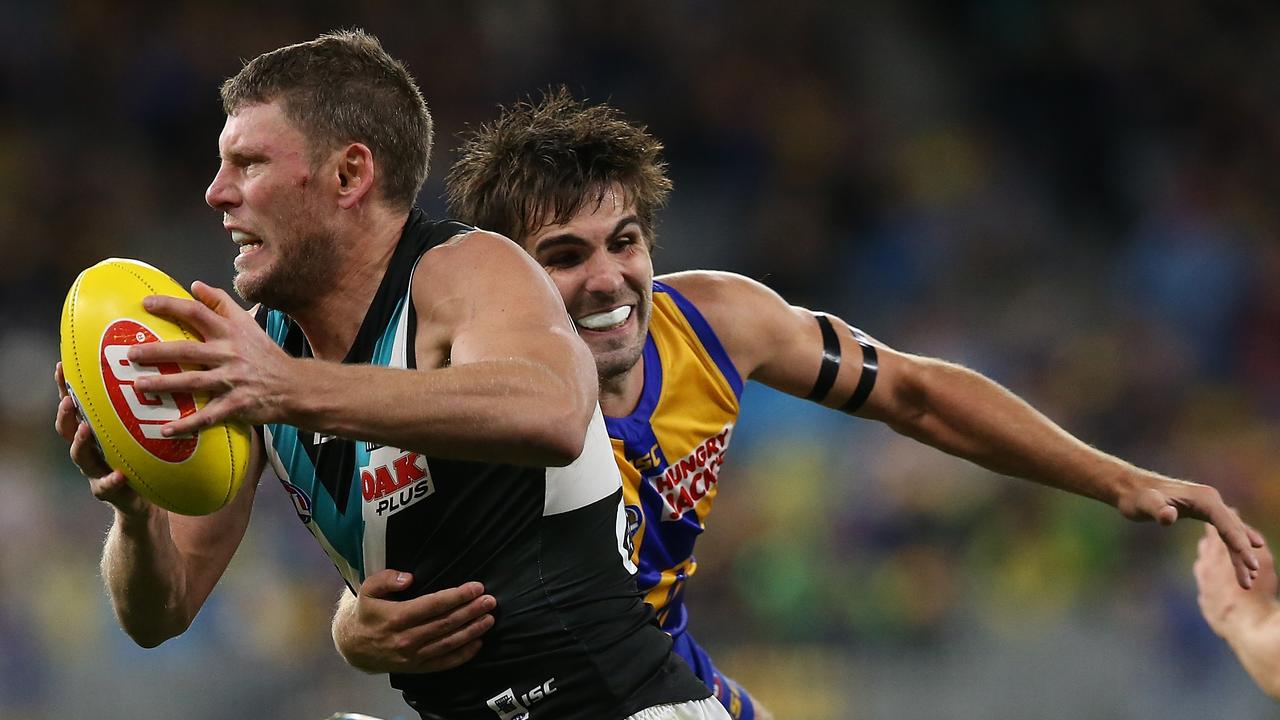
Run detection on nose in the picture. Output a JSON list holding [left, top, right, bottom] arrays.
[[582, 251, 625, 295], [205, 164, 240, 211]]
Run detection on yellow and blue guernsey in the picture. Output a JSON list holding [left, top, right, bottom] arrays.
[[605, 280, 757, 719]]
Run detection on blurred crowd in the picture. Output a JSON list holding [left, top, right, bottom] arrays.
[[2, 1, 1278, 718]]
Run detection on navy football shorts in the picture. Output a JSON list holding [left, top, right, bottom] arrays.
[[670, 630, 758, 720]]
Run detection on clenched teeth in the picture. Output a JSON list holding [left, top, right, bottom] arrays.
[[231, 230, 262, 254]]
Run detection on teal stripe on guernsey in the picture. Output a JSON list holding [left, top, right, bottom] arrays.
[[265, 309, 288, 344], [370, 296, 406, 365], [265, 422, 367, 580]]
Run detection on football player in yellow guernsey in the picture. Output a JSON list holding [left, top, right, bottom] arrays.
[[330, 88, 1264, 719]]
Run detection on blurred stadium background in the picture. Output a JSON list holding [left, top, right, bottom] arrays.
[[3, 1, 1279, 718]]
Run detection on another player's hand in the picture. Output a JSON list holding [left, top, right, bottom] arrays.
[[1116, 475, 1264, 589], [126, 281, 294, 434], [1194, 525, 1280, 700], [333, 571, 496, 674], [1195, 524, 1278, 638], [54, 362, 151, 517]]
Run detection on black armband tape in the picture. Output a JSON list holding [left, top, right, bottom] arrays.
[[807, 314, 842, 401], [840, 325, 878, 414]]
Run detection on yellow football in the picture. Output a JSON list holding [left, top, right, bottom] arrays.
[[60, 258, 250, 515]]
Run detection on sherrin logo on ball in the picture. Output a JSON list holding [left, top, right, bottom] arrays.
[[100, 319, 199, 462], [60, 258, 250, 516]]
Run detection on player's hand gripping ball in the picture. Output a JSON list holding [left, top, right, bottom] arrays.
[[60, 258, 250, 515]]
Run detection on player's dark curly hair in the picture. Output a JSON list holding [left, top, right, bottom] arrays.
[[220, 29, 431, 212], [446, 86, 672, 245]]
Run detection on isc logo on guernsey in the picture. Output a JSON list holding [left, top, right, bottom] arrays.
[[486, 677, 557, 719], [361, 449, 434, 517]]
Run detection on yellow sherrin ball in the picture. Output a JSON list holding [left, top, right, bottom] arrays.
[[60, 258, 250, 515]]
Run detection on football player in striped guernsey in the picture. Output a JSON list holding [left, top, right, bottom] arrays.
[[332, 88, 1265, 720]]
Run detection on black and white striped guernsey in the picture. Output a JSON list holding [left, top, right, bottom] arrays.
[[255, 209, 709, 719]]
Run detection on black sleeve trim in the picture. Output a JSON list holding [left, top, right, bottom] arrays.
[[840, 325, 878, 414], [807, 314, 842, 402]]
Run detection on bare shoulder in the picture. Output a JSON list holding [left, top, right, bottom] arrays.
[[658, 270, 801, 377], [418, 230, 534, 279], [659, 269, 754, 295], [658, 270, 792, 330], [414, 230, 548, 301]]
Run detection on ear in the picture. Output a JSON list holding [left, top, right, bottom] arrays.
[[334, 142, 376, 210]]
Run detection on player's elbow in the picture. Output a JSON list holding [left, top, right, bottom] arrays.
[[543, 434, 586, 468], [122, 614, 192, 649], [129, 629, 175, 649], [525, 353, 596, 466], [492, 396, 591, 467], [111, 592, 198, 649], [529, 404, 591, 467]]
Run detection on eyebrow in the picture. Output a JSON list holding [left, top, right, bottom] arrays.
[[533, 215, 641, 254], [219, 147, 270, 164]]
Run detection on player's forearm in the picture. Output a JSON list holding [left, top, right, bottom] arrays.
[[884, 359, 1134, 505], [100, 507, 196, 647], [279, 357, 594, 466]]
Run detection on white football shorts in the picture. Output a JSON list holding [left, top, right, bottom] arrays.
[[625, 696, 733, 720]]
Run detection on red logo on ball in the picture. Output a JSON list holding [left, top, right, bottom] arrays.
[[99, 320, 198, 463]]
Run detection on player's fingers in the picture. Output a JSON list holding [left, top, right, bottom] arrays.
[[403, 582, 488, 622], [88, 468, 131, 503], [1210, 509, 1261, 572], [55, 396, 80, 441], [133, 368, 224, 396], [90, 469, 149, 515], [358, 569, 414, 600], [158, 414, 205, 438], [1232, 555, 1256, 590], [1257, 538, 1274, 568], [1154, 504, 1178, 526], [142, 295, 218, 338], [54, 362, 67, 398], [1247, 525, 1267, 549], [70, 423, 113, 477], [416, 638, 485, 674], [409, 594, 496, 643], [158, 396, 233, 437], [191, 281, 242, 318], [87, 468, 129, 498], [127, 340, 211, 367]]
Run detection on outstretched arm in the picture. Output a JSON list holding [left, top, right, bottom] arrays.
[[1195, 525, 1280, 699], [666, 270, 1263, 587]]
